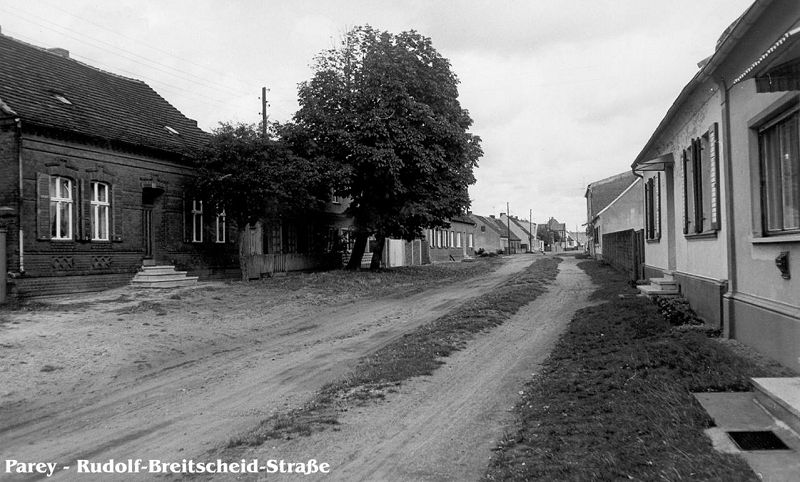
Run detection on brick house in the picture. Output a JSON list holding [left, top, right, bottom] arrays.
[[424, 216, 476, 262], [0, 33, 239, 298]]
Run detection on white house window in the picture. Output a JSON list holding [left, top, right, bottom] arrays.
[[456, 232, 462, 248], [468, 233, 474, 248], [91, 182, 110, 241], [428, 229, 434, 248], [192, 200, 203, 242], [759, 108, 800, 234], [50, 176, 73, 240], [683, 123, 720, 235], [644, 174, 661, 241], [436, 229, 442, 248], [449, 231, 454, 248], [215, 207, 226, 243]]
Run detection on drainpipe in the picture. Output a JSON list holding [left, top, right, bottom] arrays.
[[720, 78, 737, 338], [15, 118, 23, 273]]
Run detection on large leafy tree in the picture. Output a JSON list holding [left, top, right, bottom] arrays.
[[291, 26, 482, 269], [193, 123, 328, 279]]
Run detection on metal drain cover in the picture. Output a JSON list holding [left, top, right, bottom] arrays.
[[727, 431, 789, 451]]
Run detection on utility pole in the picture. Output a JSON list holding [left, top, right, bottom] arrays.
[[506, 202, 511, 255], [529, 209, 533, 253], [261, 86, 269, 137]]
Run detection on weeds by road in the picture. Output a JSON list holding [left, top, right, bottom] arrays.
[[226, 256, 561, 448], [486, 259, 792, 481]]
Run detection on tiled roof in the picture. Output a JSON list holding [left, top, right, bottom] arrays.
[[0, 34, 208, 157], [586, 171, 638, 219], [449, 215, 476, 225]]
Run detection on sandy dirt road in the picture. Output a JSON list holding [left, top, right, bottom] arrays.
[[0, 256, 533, 481], [239, 256, 596, 481]]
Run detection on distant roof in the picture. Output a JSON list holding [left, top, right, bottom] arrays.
[[450, 215, 476, 225], [585, 171, 638, 219], [0, 33, 208, 158], [469, 214, 520, 240]]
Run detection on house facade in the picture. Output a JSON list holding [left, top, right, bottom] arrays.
[[585, 174, 644, 279], [633, 0, 800, 371], [425, 216, 475, 262], [500, 214, 537, 252], [0, 33, 239, 298]]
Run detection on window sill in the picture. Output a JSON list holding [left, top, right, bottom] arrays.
[[646, 238, 661, 244], [685, 231, 718, 240], [751, 233, 800, 244]]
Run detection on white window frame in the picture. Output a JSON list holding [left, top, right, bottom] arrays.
[[758, 106, 800, 235], [50, 176, 73, 240], [436, 229, 442, 248], [468, 233, 474, 248], [215, 207, 226, 243], [192, 200, 203, 243], [456, 232, 462, 248], [91, 182, 110, 241]]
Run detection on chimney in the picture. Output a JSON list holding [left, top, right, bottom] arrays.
[[47, 47, 70, 58], [489, 215, 495, 218]]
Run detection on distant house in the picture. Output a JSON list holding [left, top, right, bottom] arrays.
[[0, 33, 239, 297], [470, 214, 521, 254], [631, 0, 800, 371], [424, 216, 475, 263], [584, 173, 644, 279], [500, 214, 538, 252]]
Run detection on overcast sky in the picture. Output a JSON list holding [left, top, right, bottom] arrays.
[[1, 0, 755, 231]]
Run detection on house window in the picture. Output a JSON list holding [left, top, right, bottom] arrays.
[[49, 176, 73, 240], [759, 107, 800, 234], [456, 232, 462, 248], [644, 174, 661, 241], [437, 229, 442, 248], [683, 123, 720, 235], [428, 229, 434, 248], [215, 208, 226, 243], [468, 233, 474, 248], [449, 231, 454, 248], [91, 182, 110, 241], [192, 200, 203, 242]]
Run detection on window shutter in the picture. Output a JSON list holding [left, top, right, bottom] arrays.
[[80, 180, 91, 241], [110, 184, 122, 242], [682, 151, 689, 234], [655, 172, 662, 240], [36, 172, 50, 240], [709, 122, 720, 230], [644, 179, 652, 238]]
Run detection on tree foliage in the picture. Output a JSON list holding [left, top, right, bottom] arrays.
[[290, 26, 482, 268], [193, 123, 329, 277]]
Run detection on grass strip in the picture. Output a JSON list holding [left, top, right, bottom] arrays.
[[486, 259, 791, 481], [227, 256, 561, 447]]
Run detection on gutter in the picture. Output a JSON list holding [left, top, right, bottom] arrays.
[[720, 77, 736, 337], [15, 118, 23, 273]]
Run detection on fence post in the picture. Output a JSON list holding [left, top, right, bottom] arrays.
[[0, 228, 6, 304]]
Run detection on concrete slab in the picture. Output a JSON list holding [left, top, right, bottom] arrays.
[[753, 378, 800, 434], [694, 391, 800, 482]]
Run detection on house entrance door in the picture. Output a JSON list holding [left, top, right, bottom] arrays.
[[143, 207, 154, 259], [141, 187, 164, 263]]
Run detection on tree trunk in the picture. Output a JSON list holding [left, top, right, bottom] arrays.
[[370, 234, 385, 271], [346, 231, 369, 270], [238, 228, 249, 281]]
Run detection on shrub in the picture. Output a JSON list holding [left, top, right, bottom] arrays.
[[653, 296, 701, 326]]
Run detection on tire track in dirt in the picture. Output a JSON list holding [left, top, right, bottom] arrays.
[[0, 256, 533, 481], [241, 257, 596, 481]]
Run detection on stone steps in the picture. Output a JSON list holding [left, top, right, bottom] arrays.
[[637, 273, 679, 297], [752, 377, 800, 436], [131, 265, 198, 288]]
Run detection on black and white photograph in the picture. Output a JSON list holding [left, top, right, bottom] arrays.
[[1, 0, 799, 480]]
